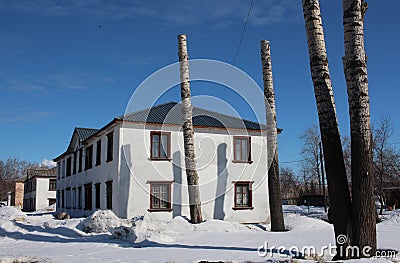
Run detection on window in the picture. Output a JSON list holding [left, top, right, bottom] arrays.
[[62, 160, 65, 178], [149, 182, 172, 211], [57, 162, 60, 179], [56, 190, 60, 207], [78, 186, 82, 209], [66, 188, 71, 209], [48, 198, 56, 206], [95, 183, 100, 209], [85, 145, 93, 170], [72, 188, 76, 209], [233, 182, 253, 210], [73, 151, 77, 174], [78, 148, 83, 172], [106, 132, 113, 162], [49, 179, 56, 191], [84, 183, 92, 210], [106, 181, 112, 209], [150, 132, 171, 160], [61, 190, 65, 208], [233, 136, 252, 163], [66, 157, 72, 177], [96, 140, 101, 166]]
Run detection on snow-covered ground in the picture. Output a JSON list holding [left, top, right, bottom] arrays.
[[0, 205, 398, 263]]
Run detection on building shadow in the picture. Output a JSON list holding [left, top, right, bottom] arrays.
[[213, 143, 228, 220], [172, 151, 182, 218], [119, 144, 132, 218]]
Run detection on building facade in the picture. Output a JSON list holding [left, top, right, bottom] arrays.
[[23, 168, 57, 211], [54, 102, 270, 223], [10, 179, 24, 209]]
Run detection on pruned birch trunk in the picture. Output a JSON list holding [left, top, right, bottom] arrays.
[[302, 0, 353, 258], [342, 0, 376, 255], [177, 34, 203, 224], [260, 40, 285, 232]]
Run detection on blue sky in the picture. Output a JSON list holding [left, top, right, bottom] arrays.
[[0, 0, 399, 173]]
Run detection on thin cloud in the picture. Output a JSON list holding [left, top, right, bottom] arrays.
[[1, 0, 299, 26], [0, 110, 52, 124]]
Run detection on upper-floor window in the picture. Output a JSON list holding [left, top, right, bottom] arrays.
[[96, 140, 101, 166], [73, 151, 77, 175], [149, 182, 172, 211], [62, 160, 65, 178], [49, 179, 56, 191], [85, 145, 93, 170], [78, 148, 83, 172], [233, 181, 253, 210], [233, 136, 251, 163], [150, 132, 171, 160], [57, 162, 60, 179], [106, 132, 113, 162], [66, 157, 72, 177]]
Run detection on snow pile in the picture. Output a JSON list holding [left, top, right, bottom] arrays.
[[0, 206, 25, 221], [380, 210, 400, 225], [78, 210, 122, 233], [284, 213, 330, 231]]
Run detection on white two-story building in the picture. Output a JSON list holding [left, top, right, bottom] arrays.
[[23, 168, 57, 211], [54, 102, 271, 223]]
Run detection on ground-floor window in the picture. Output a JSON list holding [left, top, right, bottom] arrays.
[[149, 182, 172, 211], [48, 198, 56, 206], [95, 183, 100, 209], [233, 181, 253, 210], [66, 188, 71, 209], [61, 190, 65, 208], [106, 181, 112, 210], [72, 188, 76, 209], [77, 186, 82, 209], [84, 183, 92, 210]]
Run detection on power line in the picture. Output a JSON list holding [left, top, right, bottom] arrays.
[[232, 0, 254, 66]]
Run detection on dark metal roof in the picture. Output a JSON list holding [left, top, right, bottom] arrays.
[[26, 167, 56, 180], [117, 102, 265, 130], [75, 127, 99, 141]]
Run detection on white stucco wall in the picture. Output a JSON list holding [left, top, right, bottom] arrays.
[[119, 123, 270, 223], [56, 126, 120, 218], [35, 178, 56, 210], [57, 122, 270, 223]]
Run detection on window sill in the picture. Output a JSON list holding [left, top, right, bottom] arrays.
[[48, 189, 56, 191], [149, 158, 172, 161], [147, 208, 173, 212], [232, 160, 253, 164], [232, 207, 254, 210], [95, 163, 101, 167], [106, 159, 113, 163]]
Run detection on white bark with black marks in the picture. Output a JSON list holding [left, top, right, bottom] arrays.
[[342, 0, 376, 255], [260, 40, 285, 231], [178, 34, 203, 224], [302, 0, 353, 259]]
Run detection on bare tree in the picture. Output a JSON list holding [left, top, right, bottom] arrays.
[[302, 0, 352, 258], [280, 167, 302, 200], [177, 34, 203, 224], [260, 40, 285, 231], [300, 125, 322, 192], [372, 116, 399, 215], [342, 0, 376, 254]]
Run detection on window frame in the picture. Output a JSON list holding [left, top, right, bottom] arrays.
[[150, 131, 171, 160], [106, 132, 114, 162], [49, 179, 57, 191], [84, 183, 92, 210], [233, 136, 252, 163], [78, 148, 83, 172], [85, 145, 93, 170], [73, 151, 77, 174], [66, 157, 72, 177], [95, 183, 101, 209], [96, 140, 101, 166], [233, 181, 254, 210], [149, 181, 172, 212], [106, 181, 112, 210]]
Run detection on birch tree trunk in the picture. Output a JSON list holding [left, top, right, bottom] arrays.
[[302, 0, 353, 258], [178, 34, 203, 224], [342, 0, 376, 255], [260, 40, 285, 231]]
